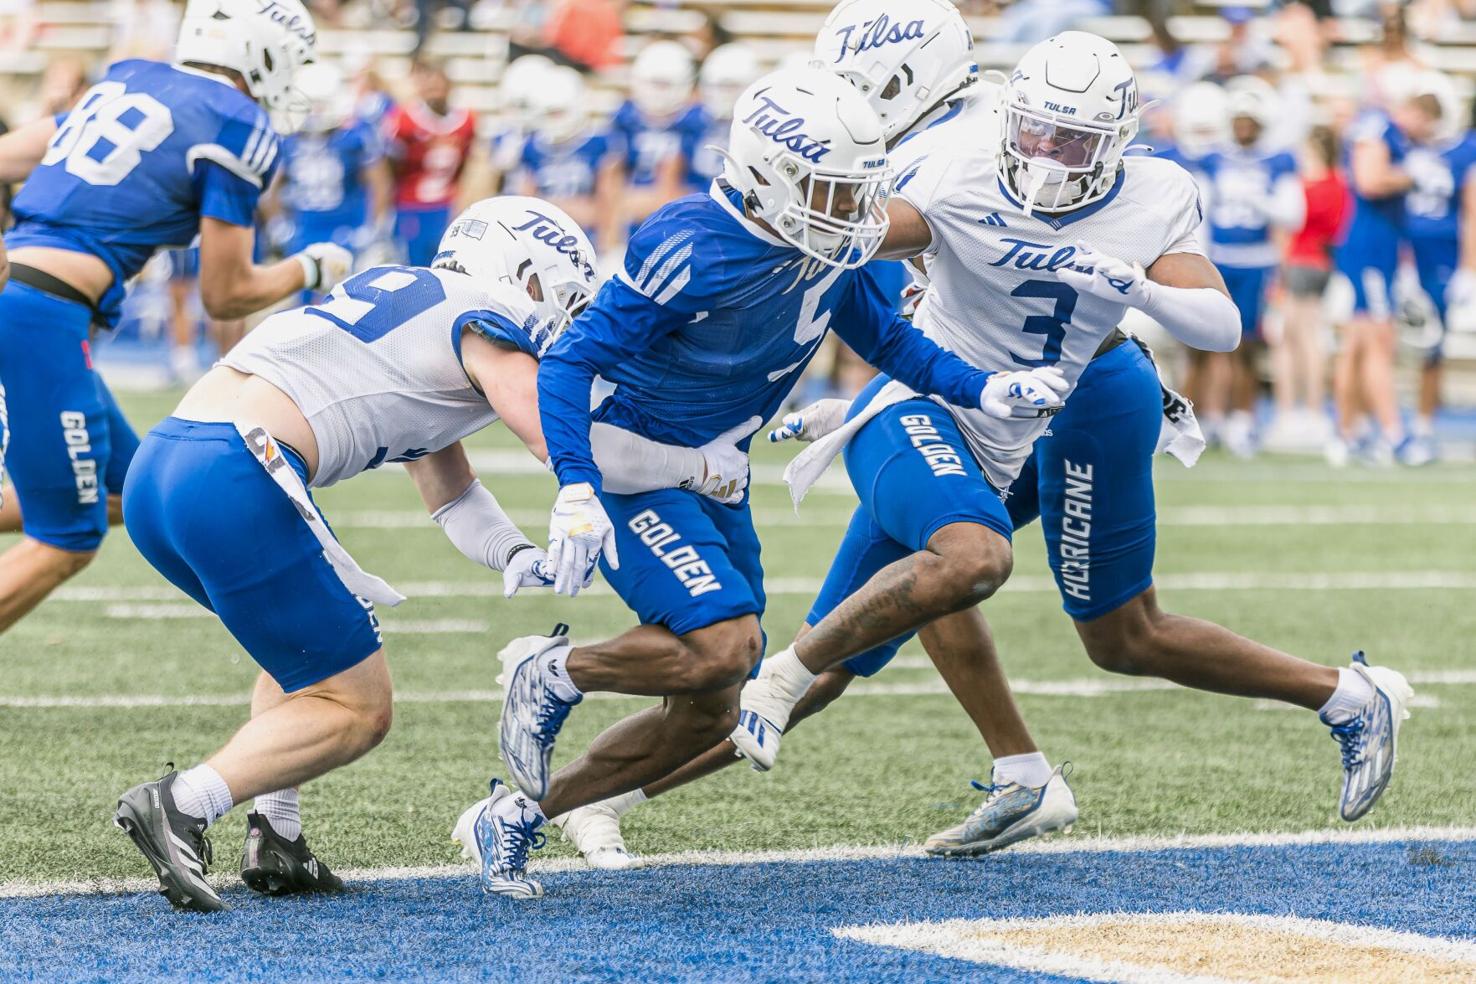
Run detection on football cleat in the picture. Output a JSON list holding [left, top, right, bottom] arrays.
[[451, 794, 491, 863], [1325, 652, 1413, 822], [552, 802, 645, 870], [114, 771, 225, 912], [497, 624, 581, 801], [239, 812, 345, 896], [474, 779, 546, 900], [730, 709, 783, 772], [924, 765, 1078, 857]]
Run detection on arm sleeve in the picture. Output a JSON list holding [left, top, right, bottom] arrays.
[[432, 479, 534, 571], [831, 265, 992, 409], [591, 423, 706, 494], [538, 275, 692, 490], [1139, 280, 1241, 353]]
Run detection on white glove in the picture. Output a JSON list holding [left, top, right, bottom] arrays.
[[1055, 240, 1151, 308], [980, 367, 1069, 419], [501, 545, 556, 598], [768, 399, 850, 444], [694, 416, 759, 505], [1448, 269, 1476, 324], [297, 242, 354, 293], [547, 482, 619, 597]]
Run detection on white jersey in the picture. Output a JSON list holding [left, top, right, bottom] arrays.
[[222, 265, 541, 488], [893, 150, 1203, 488]]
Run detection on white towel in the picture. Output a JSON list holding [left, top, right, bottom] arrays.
[[782, 378, 918, 508], [235, 423, 406, 607], [1155, 380, 1206, 468]]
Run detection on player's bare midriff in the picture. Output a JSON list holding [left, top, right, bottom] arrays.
[[7, 246, 113, 306], [174, 366, 322, 480]]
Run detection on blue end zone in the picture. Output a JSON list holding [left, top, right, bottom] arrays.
[[2, 839, 1472, 982]]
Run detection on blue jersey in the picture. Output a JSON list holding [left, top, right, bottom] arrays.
[[521, 129, 620, 200], [9, 60, 279, 325], [1341, 112, 1410, 261], [538, 184, 993, 489], [1199, 146, 1298, 269], [1404, 130, 1476, 248], [611, 100, 709, 188], [280, 120, 383, 231]]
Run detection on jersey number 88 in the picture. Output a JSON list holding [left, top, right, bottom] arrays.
[[42, 82, 175, 187]]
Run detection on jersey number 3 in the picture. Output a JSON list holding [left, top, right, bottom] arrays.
[[1009, 280, 1077, 368], [42, 82, 174, 187]]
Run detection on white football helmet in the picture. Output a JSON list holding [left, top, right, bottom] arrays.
[[814, 0, 977, 145], [531, 66, 589, 144], [632, 40, 696, 119], [722, 67, 891, 268], [1000, 31, 1140, 214], [1173, 80, 1229, 158], [1225, 75, 1278, 135], [436, 197, 599, 354], [1414, 69, 1465, 142], [176, 0, 316, 122], [295, 61, 350, 134], [500, 54, 556, 128], [700, 43, 761, 121]]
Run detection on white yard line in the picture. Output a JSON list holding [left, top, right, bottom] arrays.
[[4, 669, 1470, 710], [2, 825, 1473, 900]]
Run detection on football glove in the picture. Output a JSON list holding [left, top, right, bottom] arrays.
[[296, 242, 354, 293], [501, 545, 557, 599], [980, 367, 1069, 419], [695, 416, 759, 505], [768, 399, 850, 444], [1055, 240, 1151, 308], [547, 482, 619, 597]]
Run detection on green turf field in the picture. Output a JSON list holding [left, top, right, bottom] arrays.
[[2, 388, 1473, 888]]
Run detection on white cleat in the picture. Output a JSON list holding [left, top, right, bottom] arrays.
[[474, 779, 546, 900], [452, 795, 491, 864], [551, 802, 645, 870], [728, 663, 799, 772], [924, 765, 1078, 857], [496, 624, 580, 801], [1324, 651, 1413, 822]]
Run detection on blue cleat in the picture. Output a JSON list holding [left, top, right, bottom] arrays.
[[496, 624, 580, 800], [473, 780, 547, 900], [1324, 652, 1413, 822], [924, 765, 1077, 857]]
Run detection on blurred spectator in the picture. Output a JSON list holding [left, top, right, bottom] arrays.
[[346, 56, 399, 134], [690, 7, 735, 61], [385, 58, 478, 265], [1205, 7, 1275, 83], [489, 54, 555, 195], [690, 42, 760, 191], [1268, 124, 1347, 452], [612, 40, 708, 233], [35, 57, 90, 117], [995, 0, 1110, 43], [543, 0, 625, 72], [518, 65, 625, 250]]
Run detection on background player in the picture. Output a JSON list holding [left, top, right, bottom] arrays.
[[113, 197, 753, 912], [610, 40, 709, 236], [386, 57, 476, 266], [688, 43, 761, 193], [0, 0, 351, 637]]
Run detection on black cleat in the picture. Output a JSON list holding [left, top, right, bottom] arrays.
[[240, 812, 345, 896], [114, 771, 225, 913]]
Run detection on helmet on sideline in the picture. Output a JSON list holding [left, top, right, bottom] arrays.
[[176, 0, 317, 122], [632, 40, 696, 118], [814, 0, 977, 145], [700, 43, 762, 120], [1000, 31, 1140, 214], [722, 66, 891, 268], [435, 196, 599, 354]]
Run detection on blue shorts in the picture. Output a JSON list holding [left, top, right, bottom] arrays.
[[168, 248, 199, 282], [830, 341, 1161, 677], [122, 418, 382, 692], [1335, 247, 1396, 319], [598, 487, 765, 638], [1412, 239, 1455, 364], [395, 204, 452, 267], [0, 281, 139, 551], [805, 378, 1014, 678], [1217, 264, 1272, 340]]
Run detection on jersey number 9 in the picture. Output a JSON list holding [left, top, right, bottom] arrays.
[[42, 82, 175, 187]]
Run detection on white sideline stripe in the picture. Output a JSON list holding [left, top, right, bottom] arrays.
[[832, 911, 1476, 981], [2, 826, 1474, 900], [58, 570, 1476, 607], [4, 669, 1471, 710]]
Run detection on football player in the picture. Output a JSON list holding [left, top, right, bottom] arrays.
[[517, 66, 625, 251], [112, 197, 753, 912], [522, 18, 1414, 867], [0, 0, 352, 637], [386, 58, 477, 266], [688, 43, 762, 193], [611, 40, 710, 234], [471, 67, 1062, 899]]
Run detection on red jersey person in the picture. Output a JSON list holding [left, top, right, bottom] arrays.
[[386, 58, 477, 265]]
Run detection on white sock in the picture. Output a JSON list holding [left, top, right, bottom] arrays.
[[538, 646, 581, 702], [502, 788, 547, 827], [254, 788, 301, 841], [1319, 666, 1375, 725], [606, 788, 647, 817], [764, 646, 818, 704], [992, 752, 1053, 789], [1414, 415, 1435, 439], [172, 764, 234, 826]]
